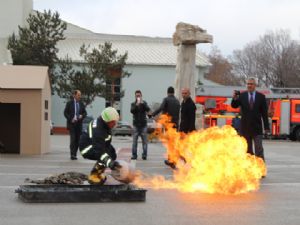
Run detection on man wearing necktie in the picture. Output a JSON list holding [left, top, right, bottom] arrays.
[[64, 90, 87, 160], [231, 78, 270, 166]]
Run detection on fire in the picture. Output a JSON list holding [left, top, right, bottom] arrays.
[[134, 114, 266, 195]]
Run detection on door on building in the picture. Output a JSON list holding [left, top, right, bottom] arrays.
[[0, 103, 21, 154]]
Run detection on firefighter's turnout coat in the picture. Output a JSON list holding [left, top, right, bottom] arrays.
[[79, 117, 116, 167]]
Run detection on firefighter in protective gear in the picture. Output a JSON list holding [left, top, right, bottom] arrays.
[[79, 107, 120, 184]]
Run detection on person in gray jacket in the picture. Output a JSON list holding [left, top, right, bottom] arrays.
[[152, 86, 180, 169], [152, 86, 180, 128]]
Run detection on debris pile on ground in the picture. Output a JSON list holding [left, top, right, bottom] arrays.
[[25, 172, 88, 185]]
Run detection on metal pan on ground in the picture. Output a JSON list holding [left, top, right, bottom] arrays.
[[15, 184, 146, 203]]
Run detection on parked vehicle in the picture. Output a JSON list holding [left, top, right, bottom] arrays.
[[147, 118, 162, 134], [82, 116, 94, 133], [112, 121, 133, 136], [50, 120, 54, 135], [196, 85, 300, 141]]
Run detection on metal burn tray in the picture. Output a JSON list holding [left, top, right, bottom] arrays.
[[15, 184, 146, 203]]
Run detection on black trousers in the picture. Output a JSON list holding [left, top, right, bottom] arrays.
[[243, 134, 265, 161], [69, 123, 82, 157]]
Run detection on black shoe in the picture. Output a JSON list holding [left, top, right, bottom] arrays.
[[164, 160, 176, 169], [131, 156, 137, 160], [142, 155, 147, 160], [71, 156, 78, 160]]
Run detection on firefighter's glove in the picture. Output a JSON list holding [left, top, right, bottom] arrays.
[[108, 161, 122, 170]]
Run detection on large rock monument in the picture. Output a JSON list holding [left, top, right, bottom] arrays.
[[173, 22, 213, 101]]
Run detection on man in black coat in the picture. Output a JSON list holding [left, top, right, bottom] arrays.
[[130, 90, 151, 160], [179, 88, 196, 133], [163, 88, 196, 169], [152, 86, 180, 128], [231, 78, 270, 161], [64, 90, 87, 160]]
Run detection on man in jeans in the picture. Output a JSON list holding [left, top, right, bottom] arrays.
[[130, 90, 151, 160]]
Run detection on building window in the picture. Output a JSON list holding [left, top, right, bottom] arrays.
[[45, 100, 48, 110], [45, 112, 48, 121], [296, 104, 300, 113]]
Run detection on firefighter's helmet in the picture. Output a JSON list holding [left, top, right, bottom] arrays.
[[101, 107, 119, 122]]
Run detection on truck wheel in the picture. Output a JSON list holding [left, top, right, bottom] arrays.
[[289, 133, 296, 141], [295, 128, 300, 141]]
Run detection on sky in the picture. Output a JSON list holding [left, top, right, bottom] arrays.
[[34, 0, 300, 56]]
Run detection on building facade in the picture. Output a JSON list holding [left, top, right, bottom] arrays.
[[52, 24, 212, 128], [0, 0, 216, 130]]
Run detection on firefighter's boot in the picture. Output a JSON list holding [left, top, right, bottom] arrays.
[[164, 159, 176, 169], [88, 162, 107, 185]]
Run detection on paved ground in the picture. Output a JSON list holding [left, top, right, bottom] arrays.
[[0, 135, 300, 225]]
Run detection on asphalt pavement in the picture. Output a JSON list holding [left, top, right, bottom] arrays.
[[0, 135, 300, 225]]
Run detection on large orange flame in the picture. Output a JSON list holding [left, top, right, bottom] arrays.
[[134, 114, 266, 195]]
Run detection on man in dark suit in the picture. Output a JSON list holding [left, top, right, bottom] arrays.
[[231, 78, 270, 162], [179, 88, 196, 133], [64, 90, 87, 160]]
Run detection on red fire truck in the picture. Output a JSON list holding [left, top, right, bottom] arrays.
[[196, 86, 300, 141]]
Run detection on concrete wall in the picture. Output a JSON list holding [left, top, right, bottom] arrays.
[[0, 89, 42, 155], [52, 64, 177, 126], [40, 75, 51, 154], [0, 65, 51, 155], [51, 94, 106, 127], [0, 0, 32, 38], [121, 65, 177, 123], [51, 64, 208, 127]]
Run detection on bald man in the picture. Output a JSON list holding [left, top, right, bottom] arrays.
[[179, 88, 196, 133]]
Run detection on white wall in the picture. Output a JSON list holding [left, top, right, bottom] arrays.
[[51, 64, 177, 126], [0, 0, 33, 38], [51, 64, 209, 127], [122, 65, 177, 124], [51, 94, 106, 127]]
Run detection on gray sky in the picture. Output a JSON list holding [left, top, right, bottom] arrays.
[[34, 0, 300, 56]]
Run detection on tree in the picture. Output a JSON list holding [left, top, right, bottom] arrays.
[[230, 30, 300, 87], [54, 42, 130, 106], [7, 10, 67, 90], [205, 46, 242, 85]]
